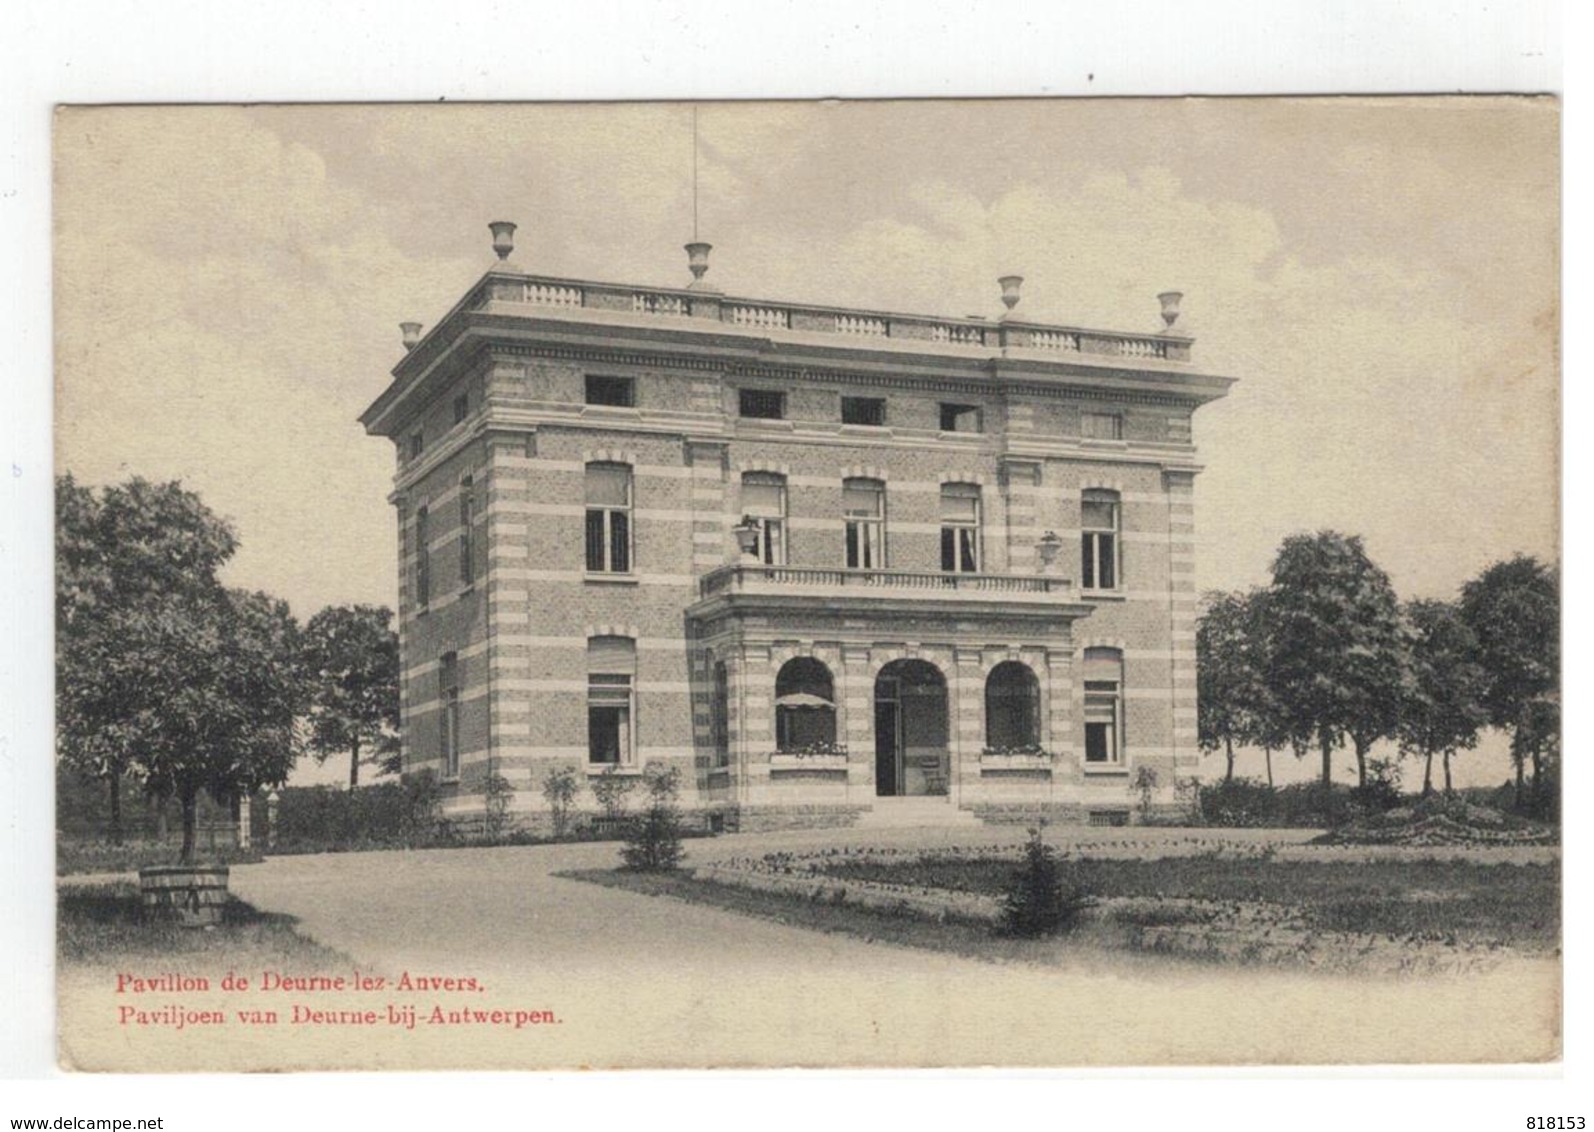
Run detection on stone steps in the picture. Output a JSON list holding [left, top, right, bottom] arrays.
[[855, 798, 984, 829]]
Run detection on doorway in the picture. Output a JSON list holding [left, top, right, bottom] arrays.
[[873, 659, 949, 797]]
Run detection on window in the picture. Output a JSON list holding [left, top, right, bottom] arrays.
[[1082, 411, 1123, 441], [985, 661, 1040, 749], [939, 403, 982, 433], [712, 660, 730, 767], [585, 374, 635, 408], [439, 652, 461, 778], [453, 394, 469, 425], [741, 472, 787, 565], [739, 388, 786, 420], [939, 483, 981, 573], [774, 657, 836, 752], [841, 396, 886, 427], [409, 431, 425, 460], [842, 478, 885, 569], [584, 463, 632, 574], [587, 636, 636, 766], [1083, 648, 1124, 765], [458, 476, 476, 588], [415, 506, 431, 608], [1081, 490, 1120, 591]]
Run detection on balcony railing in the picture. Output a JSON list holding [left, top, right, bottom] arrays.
[[698, 563, 1073, 600], [474, 272, 1190, 363]]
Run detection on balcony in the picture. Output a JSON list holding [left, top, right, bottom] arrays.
[[699, 563, 1068, 600], [465, 271, 1192, 364]]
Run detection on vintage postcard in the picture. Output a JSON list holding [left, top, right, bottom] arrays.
[[52, 98, 1560, 1071]]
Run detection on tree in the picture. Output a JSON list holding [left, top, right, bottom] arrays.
[[1398, 600, 1489, 795], [301, 604, 401, 790], [1196, 590, 1250, 782], [135, 589, 307, 862], [1459, 556, 1559, 810], [1264, 532, 1409, 791], [55, 475, 239, 844]]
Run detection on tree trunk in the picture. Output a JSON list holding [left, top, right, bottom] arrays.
[[1443, 750, 1453, 795], [179, 787, 198, 866], [1422, 751, 1434, 796], [154, 793, 168, 840], [1265, 746, 1274, 789], [1353, 740, 1369, 790], [1513, 754, 1525, 810], [1224, 737, 1234, 783], [1320, 734, 1334, 790], [349, 737, 361, 791], [107, 772, 123, 846], [1530, 744, 1543, 811]]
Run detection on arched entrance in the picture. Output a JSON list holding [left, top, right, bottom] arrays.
[[874, 659, 949, 797]]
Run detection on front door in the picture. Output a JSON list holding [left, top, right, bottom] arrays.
[[874, 677, 900, 796]]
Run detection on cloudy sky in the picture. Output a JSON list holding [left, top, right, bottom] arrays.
[[54, 99, 1558, 783]]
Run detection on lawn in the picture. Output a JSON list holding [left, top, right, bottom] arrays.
[[58, 882, 351, 974], [806, 853, 1560, 952], [569, 847, 1559, 976]]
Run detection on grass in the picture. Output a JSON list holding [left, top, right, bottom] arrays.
[[806, 854, 1559, 951], [58, 882, 351, 973], [564, 868, 1148, 972], [56, 838, 265, 877]]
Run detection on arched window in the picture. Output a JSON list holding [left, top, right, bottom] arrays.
[[585, 462, 632, 574], [1083, 647, 1124, 765], [985, 661, 1040, 750], [587, 636, 636, 766], [741, 472, 787, 565], [843, 478, 885, 569], [774, 656, 836, 752], [940, 483, 981, 573], [1081, 489, 1120, 591]]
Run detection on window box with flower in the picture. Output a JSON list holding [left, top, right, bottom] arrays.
[[978, 744, 1055, 774], [768, 741, 850, 772]]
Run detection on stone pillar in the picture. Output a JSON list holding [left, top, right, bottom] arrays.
[[1045, 645, 1075, 763], [1165, 470, 1200, 781], [1000, 458, 1043, 574], [485, 430, 535, 787], [952, 646, 985, 809], [686, 439, 730, 575], [841, 643, 875, 795]]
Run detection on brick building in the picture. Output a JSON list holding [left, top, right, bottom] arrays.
[[360, 223, 1233, 830]]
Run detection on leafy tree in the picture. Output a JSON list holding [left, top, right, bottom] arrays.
[[1398, 599, 1489, 795], [1197, 587, 1292, 789], [540, 765, 581, 838], [136, 589, 307, 862], [620, 761, 686, 871], [301, 604, 401, 790], [1459, 556, 1559, 810], [1264, 531, 1409, 791], [55, 475, 239, 844], [1196, 590, 1250, 782]]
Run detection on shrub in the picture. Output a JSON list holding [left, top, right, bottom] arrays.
[[1197, 777, 1277, 827], [641, 761, 682, 803], [482, 773, 515, 839], [1128, 766, 1160, 818], [590, 765, 636, 822], [1350, 756, 1404, 814], [540, 766, 581, 838], [996, 826, 1087, 938], [620, 802, 685, 872]]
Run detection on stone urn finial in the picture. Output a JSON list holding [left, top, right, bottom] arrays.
[[1158, 290, 1184, 331], [998, 275, 1024, 318], [1036, 529, 1063, 574], [400, 322, 423, 351], [489, 220, 518, 262], [731, 514, 760, 561], [685, 241, 713, 289]]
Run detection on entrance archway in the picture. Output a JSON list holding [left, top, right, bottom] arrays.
[[874, 659, 949, 797]]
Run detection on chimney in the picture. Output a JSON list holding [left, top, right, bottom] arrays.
[[400, 322, 423, 351]]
